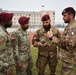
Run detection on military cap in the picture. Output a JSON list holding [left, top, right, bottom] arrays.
[[62, 7, 75, 15], [41, 14, 50, 21], [0, 12, 13, 22], [18, 16, 30, 25]]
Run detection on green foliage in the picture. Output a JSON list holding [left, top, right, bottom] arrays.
[[31, 46, 61, 75], [14, 46, 76, 75], [31, 46, 76, 75]]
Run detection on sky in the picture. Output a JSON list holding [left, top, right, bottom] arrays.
[[0, 0, 76, 24]]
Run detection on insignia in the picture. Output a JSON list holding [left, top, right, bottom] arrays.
[[71, 32, 74, 36], [0, 38, 4, 42], [69, 32, 74, 36]]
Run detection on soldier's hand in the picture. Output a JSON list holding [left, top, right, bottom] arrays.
[[11, 37, 16, 41], [38, 42, 47, 47], [10, 35, 16, 40], [17, 63, 22, 68], [10, 33, 16, 41], [47, 29, 53, 38], [52, 37, 59, 43]]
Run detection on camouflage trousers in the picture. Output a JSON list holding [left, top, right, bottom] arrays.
[[0, 65, 15, 75], [61, 60, 74, 75], [36, 54, 58, 75], [16, 57, 33, 75]]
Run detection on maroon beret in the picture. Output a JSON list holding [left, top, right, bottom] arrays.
[[41, 14, 50, 21], [0, 12, 13, 22], [18, 16, 30, 25], [62, 7, 75, 15]]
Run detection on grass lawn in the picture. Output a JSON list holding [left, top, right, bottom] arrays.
[[31, 46, 76, 75]]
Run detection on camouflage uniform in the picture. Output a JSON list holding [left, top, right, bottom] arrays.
[[0, 25, 15, 75], [58, 20, 76, 75], [12, 28, 33, 75], [32, 26, 60, 75]]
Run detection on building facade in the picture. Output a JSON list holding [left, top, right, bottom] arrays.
[[0, 9, 55, 25], [0, 8, 55, 32]]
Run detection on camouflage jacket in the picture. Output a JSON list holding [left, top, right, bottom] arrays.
[[59, 20, 76, 63], [32, 26, 60, 57], [61, 20, 76, 49], [12, 28, 31, 63], [0, 25, 15, 68]]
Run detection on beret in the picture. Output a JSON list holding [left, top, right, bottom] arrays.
[[62, 7, 75, 15], [0, 12, 13, 22], [41, 14, 50, 21], [18, 16, 30, 25]]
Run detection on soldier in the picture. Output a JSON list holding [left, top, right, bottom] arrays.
[[0, 12, 15, 75], [32, 14, 61, 75], [48, 7, 76, 75], [12, 16, 33, 75]]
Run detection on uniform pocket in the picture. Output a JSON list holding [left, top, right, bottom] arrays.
[[0, 38, 6, 51]]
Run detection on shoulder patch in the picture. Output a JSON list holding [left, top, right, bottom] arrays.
[[0, 38, 4, 43]]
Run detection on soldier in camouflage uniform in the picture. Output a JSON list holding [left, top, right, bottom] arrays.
[[47, 7, 76, 75], [12, 16, 33, 75], [32, 14, 61, 75], [0, 12, 15, 75]]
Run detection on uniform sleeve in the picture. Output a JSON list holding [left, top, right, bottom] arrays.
[[0, 30, 6, 70], [32, 30, 40, 47], [56, 30, 62, 56], [52, 29, 61, 44], [57, 27, 76, 51], [11, 32, 20, 63], [68, 27, 76, 47], [57, 46, 62, 60], [57, 30, 61, 38], [0, 31, 6, 51]]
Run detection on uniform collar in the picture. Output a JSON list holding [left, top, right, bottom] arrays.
[[68, 19, 75, 26], [19, 27, 27, 34], [0, 25, 9, 34]]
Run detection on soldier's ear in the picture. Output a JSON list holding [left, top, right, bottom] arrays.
[[49, 19, 51, 23], [70, 13, 73, 18]]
